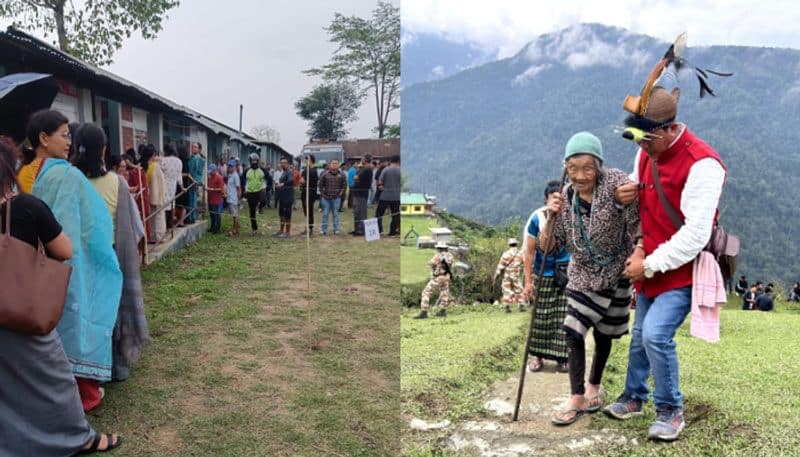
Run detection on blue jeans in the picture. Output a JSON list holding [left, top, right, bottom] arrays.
[[320, 197, 341, 233], [209, 203, 222, 233], [624, 286, 691, 410]]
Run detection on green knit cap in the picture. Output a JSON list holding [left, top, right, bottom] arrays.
[[564, 131, 604, 163]]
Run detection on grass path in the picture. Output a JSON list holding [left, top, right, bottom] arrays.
[[401, 296, 800, 456], [88, 206, 400, 456]]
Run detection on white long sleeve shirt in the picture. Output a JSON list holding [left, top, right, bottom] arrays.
[[628, 125, 726, 274]]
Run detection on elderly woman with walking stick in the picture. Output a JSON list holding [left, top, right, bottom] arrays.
[[537, 131, 640, 426]]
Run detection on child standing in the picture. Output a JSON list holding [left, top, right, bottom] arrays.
[[225, 159, 241, 236], [206, 164, 225, 234]]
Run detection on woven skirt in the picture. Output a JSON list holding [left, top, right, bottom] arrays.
[[528, 275, 569, 362], [563, 277, 631, 339]]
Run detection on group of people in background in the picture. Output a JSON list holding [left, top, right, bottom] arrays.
[[116, 140, 204, 245], [736, 276, 776, 311], [1, 108, 161, 454], [209, 152, 401, 239]]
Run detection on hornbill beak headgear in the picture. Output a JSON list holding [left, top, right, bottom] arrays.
[[621, 32, 733, 142]]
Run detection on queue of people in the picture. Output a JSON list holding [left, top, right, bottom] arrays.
[[0, 109, 162, 454], [207, 152, 401, 239]]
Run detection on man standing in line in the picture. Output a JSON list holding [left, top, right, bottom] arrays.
[[299, 154, 319, 236], [242, 153, 268, 236], [604, 84, 727, 442], [346, 160, 357, 209], [318, 159, 347, 235], [351, 155, 373, 236], [259, 161, 273, 212], [375, 156, 401, 236], [187, 143, 205, 224], [273, 163, 283, 210], [274, 157, 295, 238]]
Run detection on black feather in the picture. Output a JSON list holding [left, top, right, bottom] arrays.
[[696, 73, 715, 98], [704, 68, 734, 77], [663, 44, 675, 60]]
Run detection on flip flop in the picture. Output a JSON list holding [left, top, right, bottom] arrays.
[[80, 433, 122, 453], [551, 408, 586, 426], [585, 390, 606, 412]]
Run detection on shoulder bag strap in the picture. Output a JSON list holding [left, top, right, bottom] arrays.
[[650, 159, 684, 230]]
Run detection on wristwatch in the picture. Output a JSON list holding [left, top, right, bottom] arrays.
[[643, 260, 655, 279]]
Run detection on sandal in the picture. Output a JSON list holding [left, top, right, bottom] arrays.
[[551, 408, 586, 426], [80, 433, 122, 453], [585, 391, 605, 412], [527, 357, 543, 372]]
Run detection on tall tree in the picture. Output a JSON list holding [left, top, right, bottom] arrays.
[[306, 1, 399, 138], [0, 0, 180, 66], [295, 82, 359, 140], [248, 124, 281, 144]]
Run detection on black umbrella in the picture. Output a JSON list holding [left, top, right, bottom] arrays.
[[0, 73, 60, 142]]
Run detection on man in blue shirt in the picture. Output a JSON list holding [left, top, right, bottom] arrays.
[[347, 161, 357, 209], [187, 143, 205, 224]]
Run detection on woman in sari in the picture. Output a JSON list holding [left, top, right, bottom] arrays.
[[0, 136, 122, 455], [141, 144, 166, 243], [124, 149, 150, 240], [73, 125, 150, 382], [539, 132, 639, 426], [24, 110, 123, 412]]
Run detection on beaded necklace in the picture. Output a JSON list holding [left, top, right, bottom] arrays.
[[569, 186, 627, 267]]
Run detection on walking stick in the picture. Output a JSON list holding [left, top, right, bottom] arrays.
[[512, 168, 568, 422]]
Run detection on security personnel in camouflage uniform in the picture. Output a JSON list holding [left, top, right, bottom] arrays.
[[494, 238, 525, 313], [414, 242, 454, 319]]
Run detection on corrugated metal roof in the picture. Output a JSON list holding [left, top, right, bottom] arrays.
[[1, 27, 272, 151]]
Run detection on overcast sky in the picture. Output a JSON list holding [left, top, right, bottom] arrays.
[[3, 0, 398, 156], [403, 0, 800, 60]]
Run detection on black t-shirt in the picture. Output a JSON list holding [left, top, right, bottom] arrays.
[[0, 194, 62, 250], [353, 167, 373, 197]]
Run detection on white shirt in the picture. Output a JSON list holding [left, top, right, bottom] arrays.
[[629, 124, 726, 274]]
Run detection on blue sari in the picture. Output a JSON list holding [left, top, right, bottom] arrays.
[[32, 158, 122, 381]]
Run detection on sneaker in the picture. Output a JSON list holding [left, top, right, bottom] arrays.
[[271, 232, 282, 237], [648, 407, 685, 441], [412, 310, 428, 319], [504, 306, 511, 313], [277, 232, 289, 239], [320, 231, 327, 235], [603, 393, 644, 420], [556, 362, 569, 373], [434, 309, 447, 317], [519, 304, 526, 312], [334, 231, 341, 235]]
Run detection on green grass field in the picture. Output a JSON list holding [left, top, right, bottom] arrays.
[[87, 206, 400, 456], [401, 294, 800, 456], [401, 215, 441, 285]]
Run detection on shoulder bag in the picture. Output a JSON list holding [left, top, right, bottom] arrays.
[[0, 197, 72, 335]]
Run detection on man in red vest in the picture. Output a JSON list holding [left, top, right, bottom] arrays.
[[603, 86, 726, 442]]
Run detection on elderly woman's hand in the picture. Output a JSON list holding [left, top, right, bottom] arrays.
[[546, 192, 564, 214], [614, 183, 639, 206]]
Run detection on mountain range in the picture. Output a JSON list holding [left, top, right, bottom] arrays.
[[402, 23, 800, 285]]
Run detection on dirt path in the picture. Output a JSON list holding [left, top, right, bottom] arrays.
[[442, 336, 637, 456]]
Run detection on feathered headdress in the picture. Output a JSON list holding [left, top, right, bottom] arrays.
[[621, 33, 732, 142]]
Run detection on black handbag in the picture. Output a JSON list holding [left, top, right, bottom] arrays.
[[554, 260, 569, 290]]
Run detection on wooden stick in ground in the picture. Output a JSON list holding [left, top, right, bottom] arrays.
[[513, 168, 567, 422], [305, 162, 313, 328]]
